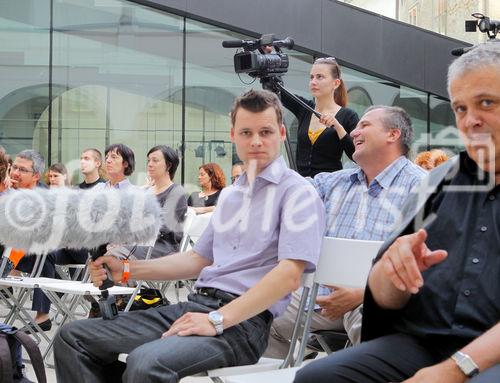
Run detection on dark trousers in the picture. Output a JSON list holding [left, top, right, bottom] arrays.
[[54, 292, 272, 383], [293, 333, 500, 383], [15, 249, 88, 314]]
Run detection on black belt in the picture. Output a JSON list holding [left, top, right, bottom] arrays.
[[196, 287, 239, 303], [196, 288, 273, 323]]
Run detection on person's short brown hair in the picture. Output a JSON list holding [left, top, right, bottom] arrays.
[[200, 162, 226, 190], [230, 89, 283, 126]]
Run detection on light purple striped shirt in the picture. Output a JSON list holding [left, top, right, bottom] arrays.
[[194, 156, 325, 317]]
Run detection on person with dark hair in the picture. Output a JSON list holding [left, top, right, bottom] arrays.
[[79, 148, 106, 189], [231, 162, 245, 184], [53, 89, 325, 382], [94, 143, 135, 190], [188, 162, 226, 214], [108, 145, 188, 259], [268, 51, 359, 177], [47, 163, 70, 188]]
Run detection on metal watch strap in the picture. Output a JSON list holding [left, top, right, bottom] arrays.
[[451, 351, 479, 378]]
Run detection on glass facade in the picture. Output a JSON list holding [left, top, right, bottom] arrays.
[[0, 0, 459, 189]]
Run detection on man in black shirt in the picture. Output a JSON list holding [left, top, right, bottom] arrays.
[[294, 43, 499, 382], [79, 148, 105, 189]]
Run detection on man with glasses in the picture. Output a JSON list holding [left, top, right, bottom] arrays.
[[9, 150, 55, 331]]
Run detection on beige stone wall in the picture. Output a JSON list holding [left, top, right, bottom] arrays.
[[397, 0, 495, 43]]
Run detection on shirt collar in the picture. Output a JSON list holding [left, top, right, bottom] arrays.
[[106, 178, 131, 189], [348, 156, 410, 189], [237, 156, 287, 186]]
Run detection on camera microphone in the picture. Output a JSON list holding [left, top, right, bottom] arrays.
[[451, 47, 471, 56], [222, 39, 249, 48]]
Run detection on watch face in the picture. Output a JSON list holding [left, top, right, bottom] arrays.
[[208, 311, 223, 324]]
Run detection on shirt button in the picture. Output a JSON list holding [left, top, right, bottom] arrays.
[[488, 195, 495, 201], [233, 246, 237, 250], [463, 290, 471, 296], [480, 226, 488, 232], [472, 258, 480, 264]]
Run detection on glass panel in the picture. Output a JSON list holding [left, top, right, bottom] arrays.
[[51, 0, 183, 185], [0, 1, 50, 159], [343, 67, 429, 161], [428, 94, 463, 155]]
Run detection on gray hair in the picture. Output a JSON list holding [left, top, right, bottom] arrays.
[[448, 42, 500, 93], [364, 105, 413, 156], [16, 149, 45, 175]]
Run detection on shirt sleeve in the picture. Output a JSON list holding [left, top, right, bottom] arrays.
[[192, 218, 215, 262], [277, 182, 326, 272]]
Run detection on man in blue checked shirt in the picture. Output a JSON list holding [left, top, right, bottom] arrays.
[[266, 105, 426, 358]]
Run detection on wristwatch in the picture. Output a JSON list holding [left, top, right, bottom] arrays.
[[451, 351, 479, 378], [208, 311, 224, 335]]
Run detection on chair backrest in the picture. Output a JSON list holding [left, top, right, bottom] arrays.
[[294, 236, 383, 365], [179, 208, 212, 252], [187, 211, 213, 241], [314, 237, 383, 288]]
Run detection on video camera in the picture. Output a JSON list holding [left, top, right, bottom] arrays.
[[222, 34, 294, 79], [465, 13, 500, 40], [453, 13, 500, 56]]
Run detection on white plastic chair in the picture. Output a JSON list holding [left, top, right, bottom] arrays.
[[162, 208, 212, 301], [223, 236, 383, 383], [0, 247, 55, 344], [117, 271, 316, 382]]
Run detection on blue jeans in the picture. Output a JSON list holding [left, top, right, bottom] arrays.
[[54, 292, 272, 383]]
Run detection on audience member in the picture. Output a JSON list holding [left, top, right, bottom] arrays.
[[53, 89, 325, 382], [265, 106, 425, 358], [415, 148, 449, 170], [79, 148, 106, 189], [9, 150, 53, 330], [94, 143, 135, 190], [294, 41, 500, 383], [188, 162, 225, 214], [108, 145, 188, 260], [231, 162, 244, 183], [46, 163, 70, 188]]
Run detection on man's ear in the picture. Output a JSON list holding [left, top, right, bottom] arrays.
[[388, 128, 401, 143], [230, 127, 235, 143], [280, 124, 286, 141]]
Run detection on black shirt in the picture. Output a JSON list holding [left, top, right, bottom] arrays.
[[281, 92, 359, 177], [79, 178, 105, 189], [188, 189, 221, 208], [363, 152, 500, 353]]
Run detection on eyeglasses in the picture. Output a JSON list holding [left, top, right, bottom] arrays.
[[11, 164, 34, 174], [314, 57, 337, 64]]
